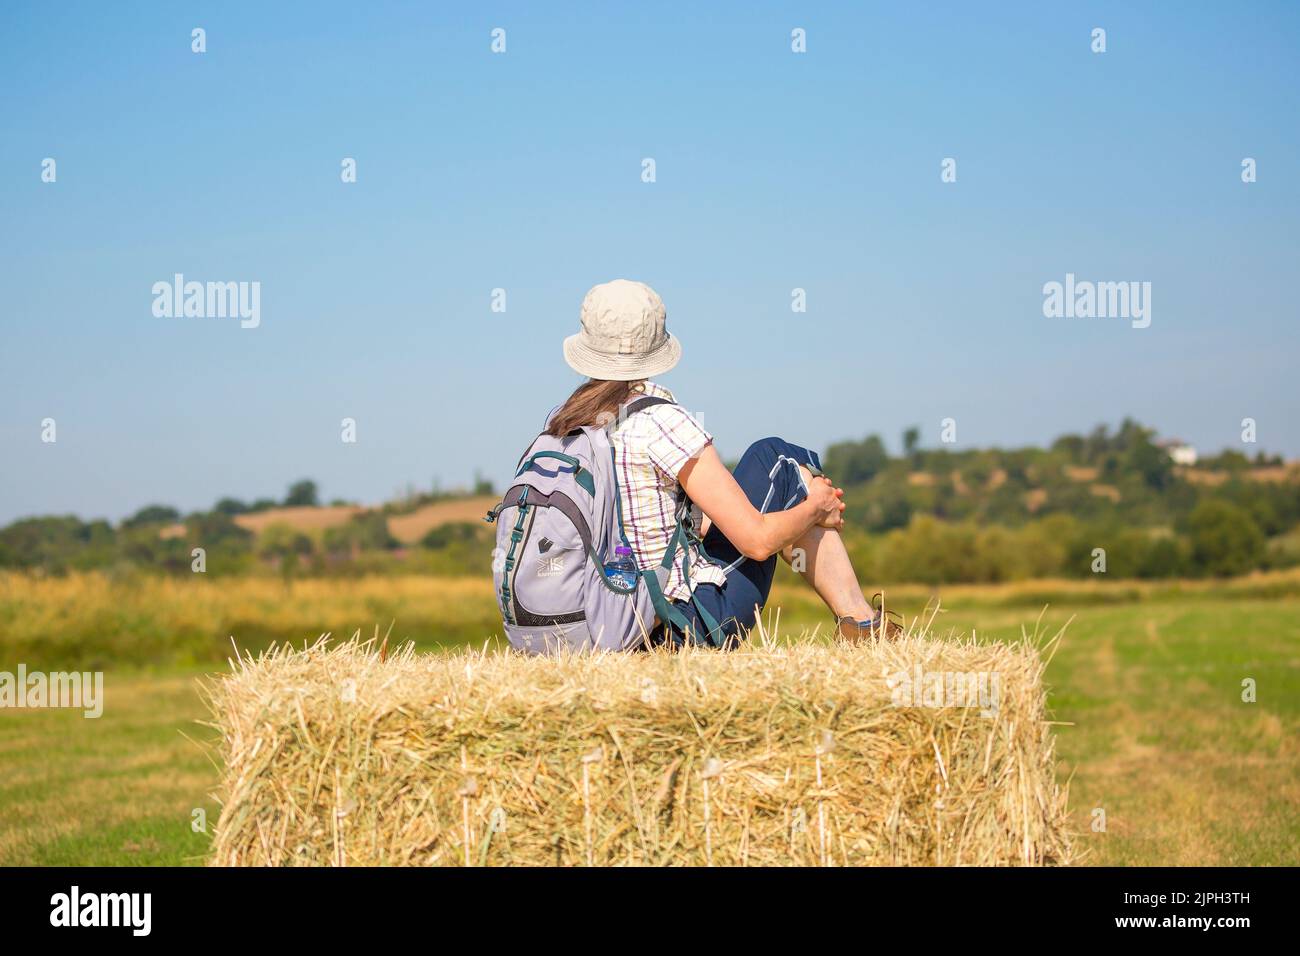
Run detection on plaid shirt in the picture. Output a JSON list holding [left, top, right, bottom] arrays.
[[611, 382, 726, 601]]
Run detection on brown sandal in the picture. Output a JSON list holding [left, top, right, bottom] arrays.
[[836, 592, 905, 643]]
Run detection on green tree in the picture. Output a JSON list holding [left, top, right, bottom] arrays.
[[324, 513, 397, 557], [1200, 450, 1250, 472], [1051, 433, 1085, 462], [258, 523, 315, 584], [0, 516, 117, 572], [1083, 424, 1111, 464], [902, 426, 921, 457], [1136, 535, 1191, 579], [418, 521, 492, 575], [421, 521, 482, 549], [1122, 426, 1174, 491], [122, 504, 180, 528], [284, 480, 320, 507], [115, 524, 190, 573], [186, 512, 254, 555], [824, 435, 889, 486], [1187, 500, 1264, 577]]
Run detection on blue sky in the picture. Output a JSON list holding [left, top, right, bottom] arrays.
[[2, 1, 1298, 524]]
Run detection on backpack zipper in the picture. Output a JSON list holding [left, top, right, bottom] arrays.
[[499, 487, 530, 625]]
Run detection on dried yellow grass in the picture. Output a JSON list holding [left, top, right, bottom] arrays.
[[232, 505, 365, 535], [386, 496, 501, 544], [204, 619, 1073, 866]]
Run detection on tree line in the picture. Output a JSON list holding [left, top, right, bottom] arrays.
[[2, 421, 1296, 582]]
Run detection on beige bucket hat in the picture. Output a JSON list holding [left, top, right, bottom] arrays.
[[563, 279, 682, 381]]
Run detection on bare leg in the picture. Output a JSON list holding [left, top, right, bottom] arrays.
[[780, 466, 874, 621], [781, 525, 875, 620]]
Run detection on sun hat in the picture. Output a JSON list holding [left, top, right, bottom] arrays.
[[563, 279, 682, 381]]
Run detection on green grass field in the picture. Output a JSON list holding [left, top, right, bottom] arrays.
[[1, 573, 1296, 865]]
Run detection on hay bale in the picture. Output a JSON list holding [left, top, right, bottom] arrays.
[[204, 630, 1072, 866]]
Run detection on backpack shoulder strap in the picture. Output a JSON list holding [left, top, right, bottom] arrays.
[[624, 395, 674, 416]]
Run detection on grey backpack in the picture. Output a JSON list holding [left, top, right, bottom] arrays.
[[486, 396, 724, 654]]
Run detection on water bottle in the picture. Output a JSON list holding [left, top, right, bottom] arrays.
[[605, 545, 639, 590]]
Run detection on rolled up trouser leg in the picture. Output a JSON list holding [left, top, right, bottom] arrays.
[[662, 437, 822, 648]]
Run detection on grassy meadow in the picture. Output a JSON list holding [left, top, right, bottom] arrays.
[[1, 570, 1297, 865]]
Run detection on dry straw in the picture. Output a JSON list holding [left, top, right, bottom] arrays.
[[203, 615, 1073, 866]]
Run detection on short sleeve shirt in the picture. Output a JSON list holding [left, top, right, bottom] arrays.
[[610, 382, 726, 601]]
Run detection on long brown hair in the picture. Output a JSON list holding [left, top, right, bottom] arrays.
[[545, 379, 645, 437]]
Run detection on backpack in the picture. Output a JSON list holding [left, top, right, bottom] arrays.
[[485, 396, 725, 654]]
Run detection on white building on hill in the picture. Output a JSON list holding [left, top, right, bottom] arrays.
[[1158, 439, 1198, 466]]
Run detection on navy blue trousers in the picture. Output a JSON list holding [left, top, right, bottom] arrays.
[[655, 436, 823, 649]]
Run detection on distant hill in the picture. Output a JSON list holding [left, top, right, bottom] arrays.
[[157, 497, 499, 546], [385, 496, 499, 545], [3, 419, 1297, 582]]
